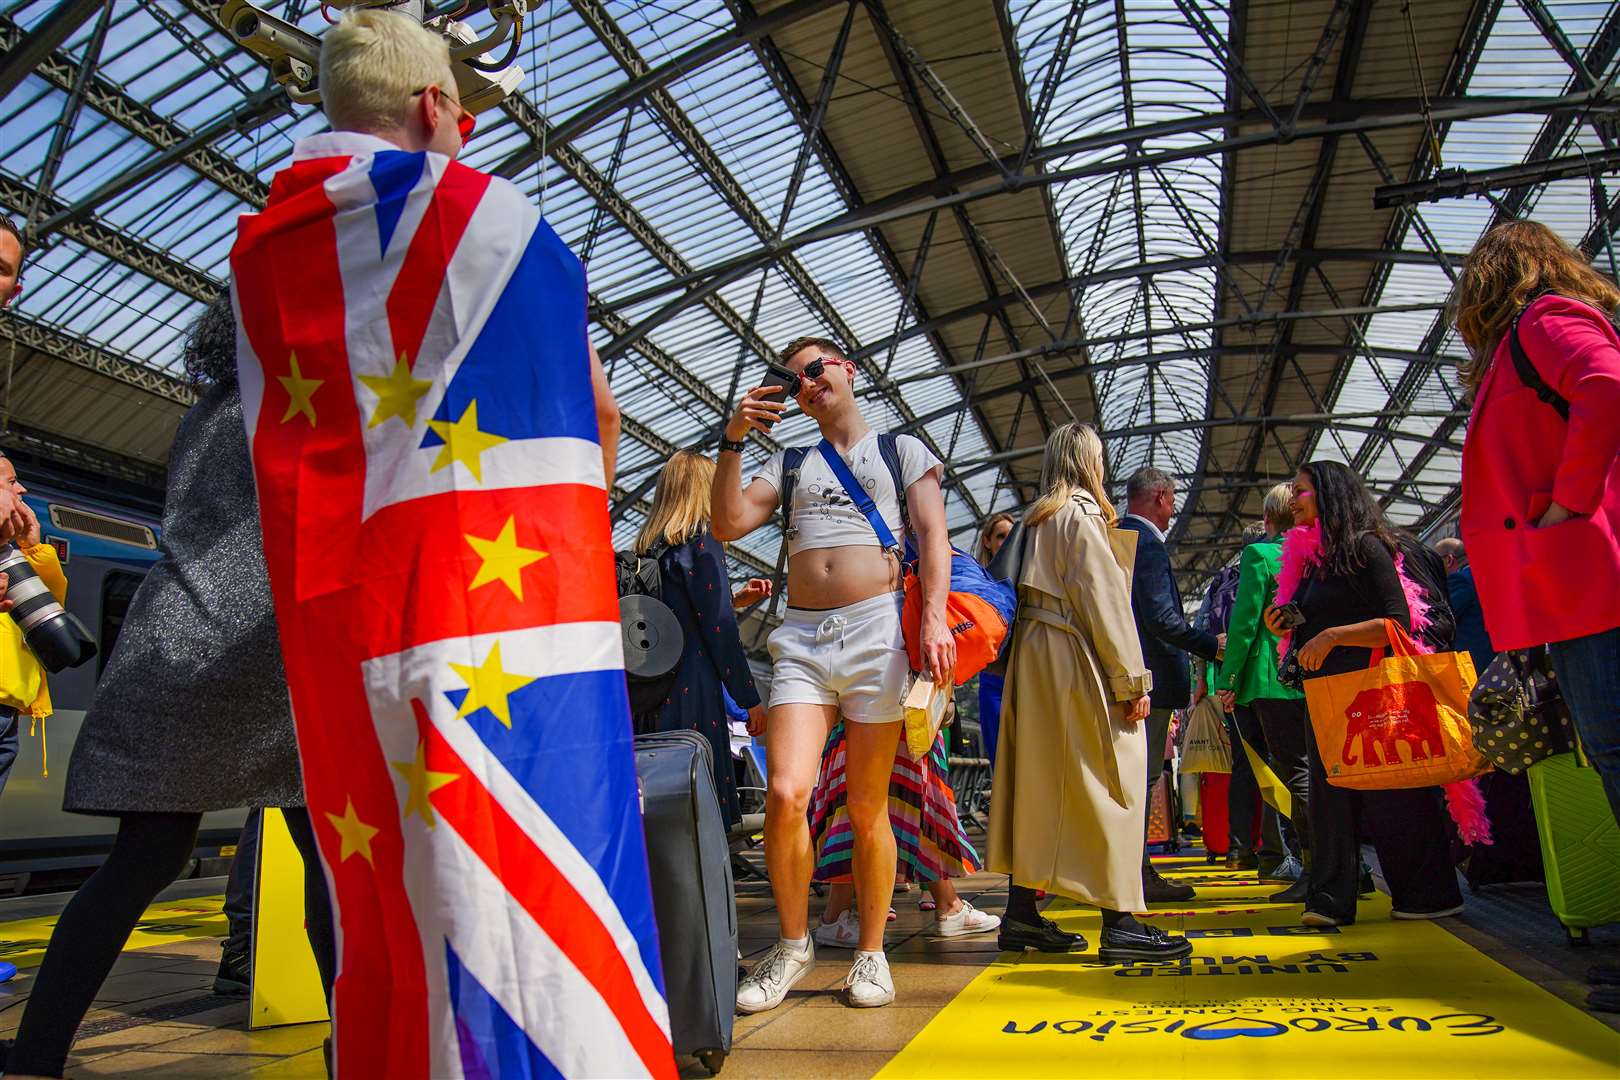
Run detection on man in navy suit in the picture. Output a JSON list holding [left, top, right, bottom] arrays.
[[1118, 468, 1224, 902]]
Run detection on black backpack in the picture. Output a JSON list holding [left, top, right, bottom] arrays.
[[615, 545, 684, 716]]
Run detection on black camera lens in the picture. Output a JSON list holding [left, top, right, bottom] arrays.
[[0, 545, 97, 673]]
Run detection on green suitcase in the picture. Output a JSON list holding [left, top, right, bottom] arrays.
[[1526, 752, 1620, 944]]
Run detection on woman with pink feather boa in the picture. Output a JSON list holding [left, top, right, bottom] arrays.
[[1262, 460, 1466, 927]]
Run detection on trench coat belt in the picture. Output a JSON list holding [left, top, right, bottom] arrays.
[[1015, 603, 1129, 808]]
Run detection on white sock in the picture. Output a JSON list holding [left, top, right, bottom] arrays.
[[780, 935, 809, 953]]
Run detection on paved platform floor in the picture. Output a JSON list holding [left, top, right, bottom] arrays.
[[0, 840, 1615, 1078]]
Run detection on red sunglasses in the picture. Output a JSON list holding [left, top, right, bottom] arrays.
[[413, 86, 477, 144]]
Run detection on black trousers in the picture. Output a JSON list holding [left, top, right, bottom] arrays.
[[1251, 697, 1312, 856], [8, 809, 335, 1078], [1303, 720, 1463, 921], [1227, 704, 1290, 862]]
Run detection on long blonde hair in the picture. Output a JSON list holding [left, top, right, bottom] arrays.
[[1025, 422, 1114, 527], [1453, 219, 1620, 388], [636, 450, 716, 553], [974, 511, 1015, 566]]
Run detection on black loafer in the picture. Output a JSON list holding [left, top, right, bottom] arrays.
[[998, 915, 1086, 953], [1588, 987, 1620, 1013], [1588, 963, 1620, 986], [1099, 923, 1194, 964], [1268, 876, 1310, 904], [1143, 868, 1196, 903], [1226, 851, 1259, 871]]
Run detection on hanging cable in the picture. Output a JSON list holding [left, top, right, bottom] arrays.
[[1401, 0, 1442, 170]]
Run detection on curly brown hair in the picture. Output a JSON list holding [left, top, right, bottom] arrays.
[[1452, 219, 1620, 388]]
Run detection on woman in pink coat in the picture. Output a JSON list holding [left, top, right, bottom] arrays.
[[1456, 220, 1620, 826]]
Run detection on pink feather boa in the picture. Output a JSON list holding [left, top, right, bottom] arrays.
[[1272, 523, 1491, 846]]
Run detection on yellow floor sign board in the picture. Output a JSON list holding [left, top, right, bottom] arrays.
[[880, 860, 1620, 1079], [250, 807, 328, 1029], [0, 897, 225, 970]]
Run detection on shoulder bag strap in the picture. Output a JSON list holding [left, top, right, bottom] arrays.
[[780, 447, 810, 535], [1508, 300, 1573, 421], [876, 433, 911, 539], [816, 439, 900, 555]]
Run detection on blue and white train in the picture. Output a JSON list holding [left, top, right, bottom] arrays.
[[0, 468, 246, 894]]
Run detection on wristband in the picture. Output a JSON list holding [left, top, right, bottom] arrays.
[[719, 437, 746, 454]]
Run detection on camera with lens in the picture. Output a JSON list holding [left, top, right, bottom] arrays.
[[0, 544, 96, 673]]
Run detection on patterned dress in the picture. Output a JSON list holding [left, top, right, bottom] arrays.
[[808, 721, 980, 882]]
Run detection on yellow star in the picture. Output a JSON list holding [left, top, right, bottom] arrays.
[[465, 517, 549, 600], [277, 351, 323, 426], [389, 740, 459, 828], [425, 400, 506, 481], [359, 351, 432, 429], [324, 797, 380, 864], [448, 641, 535, 729]]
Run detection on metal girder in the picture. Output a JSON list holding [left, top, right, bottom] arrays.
[[0, 309, 196, 405], [33, 84, 286, 240], [0, 417, 169, 493], [27, 0, 112, 229], [1171, 0, 1281, 130], [946, 413, 1466, 482], [1518, 0, 1598, 90], [0, 175, 222, 302], [0, 0, 103, 101], [583, 91, 1602, 337], [539, 0, 844, 153], [1380, 0, 1617, 533], [2, 8, 271, 208], [1373, 148, 1620, 207], [574, 0, 981, 519]]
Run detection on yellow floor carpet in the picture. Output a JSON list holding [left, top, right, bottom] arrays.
[[0, 895, 225, 970], [879, 857, 1620, 1079]]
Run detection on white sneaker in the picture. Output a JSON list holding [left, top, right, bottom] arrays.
[[934, 899, 1002, 938], [844, 950, 895, 1008], [736, 938, 815, 1015], [814, 910, 861, 949]]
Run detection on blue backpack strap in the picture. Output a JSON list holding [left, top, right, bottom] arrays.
[[876, 433, 911, 540], [816, 439, 900, 555]]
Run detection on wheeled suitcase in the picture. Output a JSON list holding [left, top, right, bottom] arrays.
[[635, 730, 736, 1075], [1527, 751, 1620, 944], [1198, 771, 1261, 860]]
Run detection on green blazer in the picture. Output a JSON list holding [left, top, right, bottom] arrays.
[[1215, 535, 1302, 704]]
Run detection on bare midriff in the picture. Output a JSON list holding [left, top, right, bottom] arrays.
[[785, 544, 901, 609]]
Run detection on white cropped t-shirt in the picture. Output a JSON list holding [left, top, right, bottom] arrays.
[[750, 432, 942, 557]]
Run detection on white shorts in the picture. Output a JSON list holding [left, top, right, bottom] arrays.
[[765, 592, 909, 724]]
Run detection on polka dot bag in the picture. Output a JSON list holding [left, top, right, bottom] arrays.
[[1466, 647, 1575, 774]]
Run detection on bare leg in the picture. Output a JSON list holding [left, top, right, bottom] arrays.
[[821, 883, 855, 923], [928, 878, 963, 918], [763, 703, 839, 940], [843, 720, 903, 952]]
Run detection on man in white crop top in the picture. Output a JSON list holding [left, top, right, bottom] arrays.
[[713, 335, 955, 1013]]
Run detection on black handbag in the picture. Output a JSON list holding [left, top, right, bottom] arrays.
[[1467, 647, 1574, 774], [1278, 639, 1305, 692]]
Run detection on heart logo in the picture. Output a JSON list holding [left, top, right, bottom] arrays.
[[1181, 1018, 1289, 1040]]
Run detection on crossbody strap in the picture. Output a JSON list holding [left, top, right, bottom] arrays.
[[1508, 298, 1572, 421], [816, 439, 900, 554]]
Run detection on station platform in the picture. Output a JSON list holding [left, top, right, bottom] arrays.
[[2, 847, 1616, 1078]]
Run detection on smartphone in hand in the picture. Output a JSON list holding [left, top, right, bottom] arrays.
[[755, 364, 800, 425], [1274, 602, 1306, 630]]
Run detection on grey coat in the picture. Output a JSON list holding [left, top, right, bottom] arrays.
[[63, 382, 303, 814]]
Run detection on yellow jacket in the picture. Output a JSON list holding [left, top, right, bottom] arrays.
[[0, 542, 66, 719]]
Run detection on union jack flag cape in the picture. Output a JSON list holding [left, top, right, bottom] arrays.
[[230, 131, 673, 1079]]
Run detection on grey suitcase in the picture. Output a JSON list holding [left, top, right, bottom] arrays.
[[635, 729, 737, 1075]]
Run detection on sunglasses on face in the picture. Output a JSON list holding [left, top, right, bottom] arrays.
[[413, 86, 477, 143], [800, 357, 843, 382]]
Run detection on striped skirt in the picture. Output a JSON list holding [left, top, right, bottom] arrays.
[[807, 721, 981, 883]]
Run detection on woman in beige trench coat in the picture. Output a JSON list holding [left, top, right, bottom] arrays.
[[987, 423, 1194, 964]]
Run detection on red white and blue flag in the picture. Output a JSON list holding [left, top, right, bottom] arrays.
[[230, 131, 673, 1079]]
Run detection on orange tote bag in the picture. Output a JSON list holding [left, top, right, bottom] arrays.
[[1304, 620, 1488, 790]]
